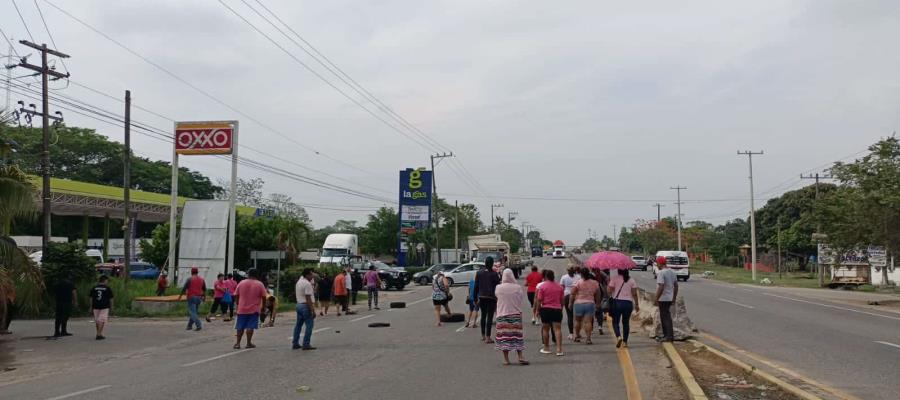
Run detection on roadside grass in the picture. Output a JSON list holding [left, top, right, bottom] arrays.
[[694, 262, 823, 289]]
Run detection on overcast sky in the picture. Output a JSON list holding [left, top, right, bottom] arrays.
[[3, 0, 898, 245]]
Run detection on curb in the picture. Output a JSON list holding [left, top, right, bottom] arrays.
[[687, 339, 822, 400], [661, 342, 708, 400]]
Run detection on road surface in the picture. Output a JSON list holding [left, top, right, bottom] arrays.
[[0, 257, 679, 400]]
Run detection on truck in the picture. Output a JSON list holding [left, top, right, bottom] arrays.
[[319, 233, 359, 264], [467, 234, 511, 265], [552, 240, 566, 258]]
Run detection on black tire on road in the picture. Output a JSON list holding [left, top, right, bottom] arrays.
[[368, 322, 391, 328], [439, 313, 465, 323], [390, 302, 406, 309]]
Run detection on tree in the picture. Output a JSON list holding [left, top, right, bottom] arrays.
[[360, 207, 398, 256], [217, 177, 265, 208], [0, 163, 44, 326], [276, 218, 311, 265], [140, 223, 173, 268], [632, 219, 677, 254], [268, 193, 311, 224], [756, 184, 836, 270]]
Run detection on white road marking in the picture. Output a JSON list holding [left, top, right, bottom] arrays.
[[456, 326, 467, 332], [181, 349, 252, 367], [350, 315, 374, 322], [718, 298, 755, 309], [313, 327, 331, 333], [741, 288, 755, 293], [44, 385, 111, 400], [763, 293, 900, 322], [874, 341, 900, 350], [408, 297, 432, 306]]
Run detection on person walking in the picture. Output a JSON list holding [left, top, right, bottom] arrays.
[[223, 273, 237, 322], [177, 267, 207, 331], [609, 268, 640, 348], [473, 257, 501, 343], [317, 273, 333, 316], [90, 275, 114, 340], [464, 275, 478, 328], [654, 256, 678, 342], [534, 269, 564, 356], [594, 269, 610, 335], [559, 267, 581, 339], [524, 266, 543, 325], [494, 269, 529, 365], [292, 268, 317, 350], [53, 277, 77, 338], [343, 266, 353, 312], [333, 269, 349, 317], [156, 272, 168, 296], [569, 267, 600, 344], [206, 274, 227, 322], [350, 269, 362, 306], [364, 265, 381, 310], [233, 269, 268, 349], [432, 270, 452, 326]]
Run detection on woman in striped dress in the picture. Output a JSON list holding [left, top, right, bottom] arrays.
[[494, 269, 529, 365]]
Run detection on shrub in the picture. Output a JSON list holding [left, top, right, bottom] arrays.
[[278, 264, 344, 303], [42, 242, 97, 299]]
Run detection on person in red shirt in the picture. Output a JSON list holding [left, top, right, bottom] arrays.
[[223, 273, 237, 321], [156, 272, 168, 296], [206, 274, 227, 322], [233, 268, 268, 349], [177, 267, 207, 331], [524, 266, 543, 325], [333, 270, 349, 317]]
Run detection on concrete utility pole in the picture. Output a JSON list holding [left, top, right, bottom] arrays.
[[670, 186, 687, 251], [4, 43, 11, 111], [123, 90, 131, 284], [16, 40, 69, 255], [801, 172, 832, 287], [490, 203, 504, 232], [652, 203, 664, 222], [454, 200, 459, 263], [507, 211, 518, 230], [738, 150, 764, 282], [430, 152, 453, 263]]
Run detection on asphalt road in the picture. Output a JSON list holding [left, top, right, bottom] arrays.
[[576, 254, 900, 400], [0, 257, 653, 400]]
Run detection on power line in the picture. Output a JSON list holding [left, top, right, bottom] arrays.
[[32, 0, 68, 74], [11, 0, 36, 42]]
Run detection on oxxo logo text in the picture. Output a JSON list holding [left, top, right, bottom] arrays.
[[174, 123, 234, 154]]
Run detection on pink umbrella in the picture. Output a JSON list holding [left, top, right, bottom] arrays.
[[585, 251, 636, 270]]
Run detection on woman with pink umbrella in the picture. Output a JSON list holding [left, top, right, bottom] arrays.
[[585, 251, 635, 337]]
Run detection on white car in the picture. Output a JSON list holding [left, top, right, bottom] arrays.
[[442, 262, 483, 286], [653, 250, 690, 281]]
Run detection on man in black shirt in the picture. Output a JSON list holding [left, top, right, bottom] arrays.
[[473, 257, 501, 343], [53, 278, 77, 338], [91, 275, 114, 340]]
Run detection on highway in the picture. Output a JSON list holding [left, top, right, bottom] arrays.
[[575, 254, 900, 400]]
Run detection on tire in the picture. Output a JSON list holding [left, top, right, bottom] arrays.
[[439, 313, 465, 323], [395, 284, 406, 291], [368, 322, 391, 328], [390, 302, 406, 309], [417, 277, 429, 285]]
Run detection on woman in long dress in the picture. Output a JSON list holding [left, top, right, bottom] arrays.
[[494, 269, 530, 365]]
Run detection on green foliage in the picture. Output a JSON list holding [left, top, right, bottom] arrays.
[[0, 163, 44, 320], [41, 242, 97, 290], [360, 207, 398, 256], [140, 222, 172, 268]]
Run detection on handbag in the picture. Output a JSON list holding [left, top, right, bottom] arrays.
[[601, 282, 624, 313]]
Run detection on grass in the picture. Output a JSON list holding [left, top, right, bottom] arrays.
[[694, 262, 824, 289]]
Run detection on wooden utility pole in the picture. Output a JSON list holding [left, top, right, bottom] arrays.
[[491, 203, 504, 232], [16, 40, 69, 255], [801, 172, 832, 287], [777, 216, 782, 279], [430, 152, 453, 263], [454, 200, 459, 263], [669, 186, 687, 251], [123, 90, 131, 284], [652, 203, 664, 222]]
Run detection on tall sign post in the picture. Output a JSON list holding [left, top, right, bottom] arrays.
[[168, 121, 238, 284], [398, 168, 432, 266]]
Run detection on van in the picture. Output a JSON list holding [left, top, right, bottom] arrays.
[[654, 250, 690, 281], [319, 234, 359, 264]]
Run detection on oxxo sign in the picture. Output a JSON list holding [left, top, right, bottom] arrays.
[[175, 122, 234, 155]]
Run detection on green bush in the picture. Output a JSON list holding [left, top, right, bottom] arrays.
[[42, 242, 97, 299], [278, 264, 344, 302]]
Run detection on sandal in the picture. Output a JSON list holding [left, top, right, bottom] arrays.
[[555, 352, 565, 357], [246, 343, 256, 349], [233, 344, 241, 349], [518, 360, 530, 365], [586, 339, 593, 345], [574, 337, 582, 343]]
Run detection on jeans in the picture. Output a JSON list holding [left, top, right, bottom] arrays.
[[54, 303, 71, 335], [292, 303, 314, 347], [478, 297, 497, 338], [367, 287, 379, 309], [611, 299, 634, 342], [563, 294, 574, 334], [187, 296, 202, 329], [209, 298, 226, 315], [351, 290, 359, 305], [659, 301, 674, 341]]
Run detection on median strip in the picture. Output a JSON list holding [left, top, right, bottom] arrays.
[[607, 320, 643, 400], [662, 342, 707, 400]]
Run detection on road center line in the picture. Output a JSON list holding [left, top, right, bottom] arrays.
[[44, 385, 112, 400], [455, 326, 467, 332], [874, 341, 900, 350], [313, 327, 332, 333], [718, 298, 755, 309], [350, 315, 374, 322], [408, 297, 432, 306], [181, 349, 252, 367], [763, 293, 900, 322]]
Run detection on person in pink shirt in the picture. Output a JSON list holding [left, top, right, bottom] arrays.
[[232, 269, 268, 349], [534, 269, 565, 356], [494, 269, 529, 365], [223, 273, 238, 322], [569, 267, 601, 345], [206, 274, 227, 322], [608, 269, 640, 348]]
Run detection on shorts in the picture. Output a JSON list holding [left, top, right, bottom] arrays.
[[467, 298, 478, 312], [573, 303, 596, 317], [433, 298, 448, 306], [235, 313, 260, 331], [92, 308, 109, 324], [539, 308, 563, 324]]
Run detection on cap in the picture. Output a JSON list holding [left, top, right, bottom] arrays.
[[656, 256, 667, 266], [191, 267, 199, 274]]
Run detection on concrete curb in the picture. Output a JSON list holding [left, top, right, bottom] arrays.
[[661, 342, 708, 400], [687, 339, 822, 400]]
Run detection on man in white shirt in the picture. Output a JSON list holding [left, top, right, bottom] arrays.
[[654, 257, 679, 342], [292, 268, 317, 350], [558, 267, 582, 340]]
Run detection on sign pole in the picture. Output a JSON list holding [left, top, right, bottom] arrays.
[[168, 122, 179, 286], [227, 122, 238, 275]]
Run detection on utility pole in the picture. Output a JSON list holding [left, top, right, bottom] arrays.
[[738, 150, 764, 282], [507, 211, 518, 229], [652, 203, 664, 223], [777, 216, 782, 280], [612, 224, 618, 247], [16, 40, 70, 255], [454, 200, 459, 263], [670, 186, 687, 251], [801, 172, 832, 286], [430, 152, 453, 263], [4, 43, 11, 111], [490, 203, 504, 232], [123, 90, 131, 285]]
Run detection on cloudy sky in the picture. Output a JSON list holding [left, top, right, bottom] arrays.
[[3, 0, 898, 244]]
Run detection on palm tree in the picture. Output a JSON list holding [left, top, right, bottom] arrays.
[[276, 218, 310, 265]]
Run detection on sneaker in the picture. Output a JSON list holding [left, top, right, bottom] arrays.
[[616, 338, 623, 348], [374, 307, 380, 310], [60, 332, 73, 337], [302, 346, 316, 351], [205, 316, 212, 322], [292, 344, 301, 350], [567, 334, 574, 341], [96, 335, 105, 340], [539, 348, 552, 354], [194, 327, 202, 331], [186, 326, 193, 331]]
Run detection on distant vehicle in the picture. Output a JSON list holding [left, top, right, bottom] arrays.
[[654, 251, 690, 281], [96, 261, 124, 277], [356, 261, 411, 291], [552, 240, 566, 258], [29, 249, 103, 267], [630, 255, 648, 271], [414, 263, 459, 285], [128, 262, 160, 279], [320, 233, 359, 264], [573, 248, 583, 255], [443, 262, 483, 286], [531, 247, 543, 257]]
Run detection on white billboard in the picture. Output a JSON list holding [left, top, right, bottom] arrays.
[[178, 200, 230, 287]]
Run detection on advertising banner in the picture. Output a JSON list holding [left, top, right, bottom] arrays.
[[398, 168, 432, 266], [175, 121, 235, 155]]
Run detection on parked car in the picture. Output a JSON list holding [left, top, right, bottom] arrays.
[[443, 262, 483, 286], [414, 263, 459, 285], [128, 262, 160, 279], [630, 255, 648, 271], [96, 262, 124, 277], [359, 261, 412, 291]]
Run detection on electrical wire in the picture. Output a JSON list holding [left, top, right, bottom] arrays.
[[32, 0, 67, 74], [11, 0, 36, 43]]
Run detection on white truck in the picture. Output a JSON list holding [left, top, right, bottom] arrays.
[[654, 250, 691, 281], [319, 233, 359, 265], [467, 234, 510, 264]]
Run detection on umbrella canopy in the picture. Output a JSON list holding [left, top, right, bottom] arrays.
[[585, 251, 635, 270]]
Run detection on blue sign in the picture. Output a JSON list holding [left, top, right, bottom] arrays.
[[398, 168, 432, 266]]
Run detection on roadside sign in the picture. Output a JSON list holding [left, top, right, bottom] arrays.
[[175, 121, 235, 155]]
